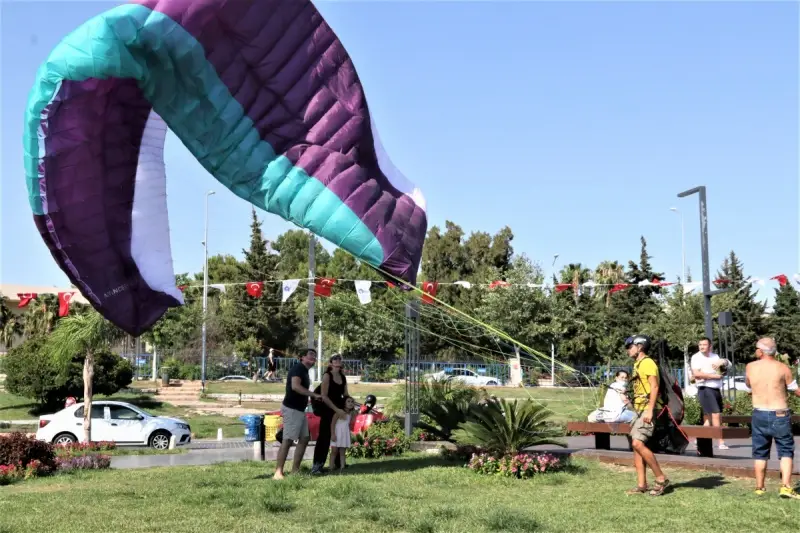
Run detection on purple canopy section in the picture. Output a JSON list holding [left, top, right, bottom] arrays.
[[137, 0, 427, 280]]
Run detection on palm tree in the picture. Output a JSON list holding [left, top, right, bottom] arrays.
[[0, 296, 23, 350], [594, 261, 626, 307], [23, 294, 59, 337], [48, 311, 124, 442]]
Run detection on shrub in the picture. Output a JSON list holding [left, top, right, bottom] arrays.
[[467, 452, 567, 478], [4, 337, 133, 409], [452, 398, 565, 456], [0, 432, 58, 474], [348, 430, 409, 459], [55, 441, 116, 457], [683, 395, 702, 425], [56, 454, 111, 472], [384, 377, 487, 416]]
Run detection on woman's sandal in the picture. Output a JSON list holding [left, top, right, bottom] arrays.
[[625, 486, 648, 495], [649, 479, 670, 496]]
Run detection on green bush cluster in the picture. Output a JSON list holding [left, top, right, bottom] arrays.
[[161, 358, 202, 381], [4, 337, 133, 409]]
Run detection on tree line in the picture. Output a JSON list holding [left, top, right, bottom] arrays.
[[2, 208, 799, 371]]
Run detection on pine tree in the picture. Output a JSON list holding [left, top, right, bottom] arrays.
[[711, 251, 767, 354], [770, 283, 800, 360]]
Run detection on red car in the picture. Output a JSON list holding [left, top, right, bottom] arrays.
[[270, 397, 384, 442]]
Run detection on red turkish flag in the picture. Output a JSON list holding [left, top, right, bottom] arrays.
[[17, 293, 37, 308], [246, 282, 264, 298], [58, 292, 74, 317], [386, 281, 396, 289], [178, 285, 188, 292], [489, 280, 510, 290], [314, 278, 336, 297], [555, 284, 573, 293], [652, 278, 674, 287], [421, 281, 439, 304], [609, 283, 630, 295], [714, 278, 730, 287], [771, 274, 789, 287]]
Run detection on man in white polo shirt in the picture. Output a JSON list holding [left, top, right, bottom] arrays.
[[691, 337, 730, 450]]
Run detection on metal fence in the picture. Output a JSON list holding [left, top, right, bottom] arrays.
[[122, 352, 687, 386]]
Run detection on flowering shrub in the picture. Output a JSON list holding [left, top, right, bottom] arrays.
[[55, 441, 116, 457], [467, 452, 566, 479], [56, 454, 112, 472], [0, 460, 51, 485], [347, 432, 409, 459], [0, 432, 58, 475], [0, 464, 21, 485]]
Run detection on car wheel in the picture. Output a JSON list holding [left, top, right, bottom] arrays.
[[149, 430, 171, 450], [53, 432, 77, 445], [486, 381, 498, 386]]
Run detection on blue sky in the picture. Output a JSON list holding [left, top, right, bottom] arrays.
[[1, 1, 797, 303]]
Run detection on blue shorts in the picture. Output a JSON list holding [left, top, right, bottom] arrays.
[[751, 409, 795, 460]]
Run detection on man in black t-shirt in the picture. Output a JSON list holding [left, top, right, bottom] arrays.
[[274, 349, 320, 480]]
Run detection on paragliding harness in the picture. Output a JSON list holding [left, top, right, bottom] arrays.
[[630, 341, 689, 455]]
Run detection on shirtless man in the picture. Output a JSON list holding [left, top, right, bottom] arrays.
[[745, 337, 800, 499]]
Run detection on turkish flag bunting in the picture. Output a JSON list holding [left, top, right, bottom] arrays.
[[421, 281, 439, 304], [178, 285, 188, 292], [771, 274, 788, 287], [489, 280, 510, 289], [58, 292, 74, 317], [714, 278, 730, 286], [314, 278, 336, 297], [17, 293, 37, 308], [609, 283, 630, 294], [246, 282, 264, 298], [555, 284, 573, 293], [653, 278, 674, 287]]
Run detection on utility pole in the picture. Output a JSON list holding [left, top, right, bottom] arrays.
[[201, 190, 215, 391], [317, 318, 323, 379], [307, 233, 316, 378], [677, 186, 728, 344]]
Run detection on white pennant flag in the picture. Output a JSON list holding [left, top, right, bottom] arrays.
[[793, 274, 800, 287], [683, 282, 700, 294], [582, 280, 597, 297], [282, 279, 300, 302], [454, 281, 472, 289], [355, 280, 372, 305], [209, 284, 226, 293]]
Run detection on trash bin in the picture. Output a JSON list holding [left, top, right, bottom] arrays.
[[264, 415, 281, 441], [160, 367, 170, 387], [240, 414, 264, 442]]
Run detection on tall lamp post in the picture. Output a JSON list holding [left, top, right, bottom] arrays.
[[669, 207, 686, 282], [677, 186, 729, 344], [201, 190, 216, 392]]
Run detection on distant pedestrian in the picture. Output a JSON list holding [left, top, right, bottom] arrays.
[[266, 348, 277, 381], [273, 349, 320, 480]]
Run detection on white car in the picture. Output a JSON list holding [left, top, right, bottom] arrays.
[[684, 376, 750, 398], [36, 401, 192, 450], [428, 368, 500, 387]]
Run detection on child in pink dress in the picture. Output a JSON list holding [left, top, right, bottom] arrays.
[[330, 396, 356, 472]]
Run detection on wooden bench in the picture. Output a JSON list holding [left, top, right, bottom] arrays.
[[721, 415, 800, 426], [566, 421, 750, 458]]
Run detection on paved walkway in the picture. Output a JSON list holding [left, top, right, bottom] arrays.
[[111, 443, 311, 469]]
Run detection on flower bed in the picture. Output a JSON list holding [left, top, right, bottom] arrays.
[[57, 454, 112, 472], [55, 441, 116, 457], [348, 434, 409, 459], [467, 452, 567, 479]]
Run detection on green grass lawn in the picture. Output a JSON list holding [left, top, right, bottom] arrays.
[[0, 391, 40, 420], [0, 454, 795, 533]]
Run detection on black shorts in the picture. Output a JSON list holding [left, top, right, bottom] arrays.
[[697, 387, 723, 414]]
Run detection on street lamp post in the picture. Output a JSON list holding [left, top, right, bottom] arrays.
[[669, 207, 686, 282], [677, 186, 729, 344], [201, 190, 216, 392]]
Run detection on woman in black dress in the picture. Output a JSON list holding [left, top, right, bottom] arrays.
[[311, 354, 348, 474]]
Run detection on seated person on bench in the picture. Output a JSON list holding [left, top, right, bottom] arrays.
[[588, 370, 635, 423]]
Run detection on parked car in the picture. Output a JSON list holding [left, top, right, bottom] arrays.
[[684, 376, 750, 398], [36, 401, 191, 450], [427, 368, 500, 386], [217, 375, 252, 382]]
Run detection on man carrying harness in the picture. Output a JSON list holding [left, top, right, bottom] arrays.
[[624, 334, 670, 496]]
